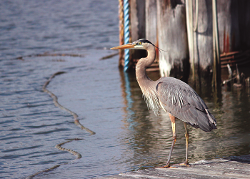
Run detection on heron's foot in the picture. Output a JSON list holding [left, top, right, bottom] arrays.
[[159, 163, 177, 168], [176, 161, 190, 167], [162, 164, 170, 168], [158, 165, 175, 168], [156, 163, 171, 168]]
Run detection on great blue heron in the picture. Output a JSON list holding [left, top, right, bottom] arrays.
[[111, 39, 217, 167]]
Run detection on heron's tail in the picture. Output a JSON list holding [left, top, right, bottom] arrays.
[[192, 109, 217, 132], [205, 109, 217, 131]]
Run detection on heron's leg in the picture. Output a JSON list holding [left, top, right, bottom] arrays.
[[164, 114, 176, 168], [183, 122, 189, 165]]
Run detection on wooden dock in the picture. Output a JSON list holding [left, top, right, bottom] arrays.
[[99, 155, 250, 179]]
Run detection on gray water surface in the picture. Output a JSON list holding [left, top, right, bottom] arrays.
[[1, 1, 250, 179]]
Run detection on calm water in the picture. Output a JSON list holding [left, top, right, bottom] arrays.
[[1, 0, 250, 179]]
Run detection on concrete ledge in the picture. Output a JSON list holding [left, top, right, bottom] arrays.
[[100, 155, 250, 179]]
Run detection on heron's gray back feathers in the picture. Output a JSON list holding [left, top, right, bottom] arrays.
[[155, 77, 217, 132]]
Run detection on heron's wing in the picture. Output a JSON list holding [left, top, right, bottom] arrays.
[[156, 78, 216, 132]]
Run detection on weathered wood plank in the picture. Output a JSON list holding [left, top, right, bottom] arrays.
[[156, 0, 189, 82], [145, 0, 157, 45], [130, 0, 146, 65]]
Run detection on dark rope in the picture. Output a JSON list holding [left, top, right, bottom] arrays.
[[42, 71, 95, 135], [26, 165, 61, 179], [55, 138, 83, 160], [100, 52, 119, 60], [26, 138, 82, 179], [16, 53, 85, 60], [26, 72, 96, 178]]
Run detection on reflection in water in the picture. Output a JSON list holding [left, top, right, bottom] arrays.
[[119, 68, 250, 169], [1, 0, 249, 177], [120, 70, 135, 128]]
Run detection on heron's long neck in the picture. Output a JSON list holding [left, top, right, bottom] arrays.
[[135, 45, 159, 113], [135, 45, 156, 86]]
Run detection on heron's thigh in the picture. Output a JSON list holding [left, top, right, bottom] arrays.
[[169, 113, 176, 123]]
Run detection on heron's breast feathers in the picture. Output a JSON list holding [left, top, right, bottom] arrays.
[[141, 87, 161, 115]]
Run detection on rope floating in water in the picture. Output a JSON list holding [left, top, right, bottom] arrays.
[[26, 138, 83, 179], [42, 71, 95, 135], [26, 71, 96, 179]]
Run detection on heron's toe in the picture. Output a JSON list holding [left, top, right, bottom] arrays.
[[177, 162, 190, 167]]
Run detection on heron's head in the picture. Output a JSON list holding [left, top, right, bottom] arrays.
[[111, 39, 153, 50]]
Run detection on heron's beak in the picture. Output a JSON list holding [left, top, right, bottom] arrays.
[[110, 43, 135, 50]]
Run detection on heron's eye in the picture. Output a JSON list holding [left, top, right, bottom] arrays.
[[137, 42, 142, 45]]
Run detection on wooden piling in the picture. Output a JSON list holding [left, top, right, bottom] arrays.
[[156, 0, 189, 82], [186, 0, 195, 82], [185, 0, 216, 91], [219, 1, 250, 69], [130, 0, 146, 64], [212, 0, 221, 89], [238, 1, 250, 50], [145, 0, 157, 45], [117, 0, 250, 83], [217, 0, 240, 53], [145, 0, 159, 71]]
